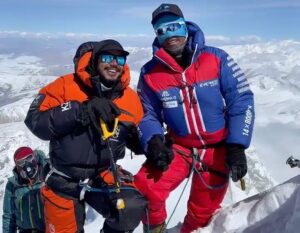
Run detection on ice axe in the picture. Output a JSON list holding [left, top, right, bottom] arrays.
[[240, 178, 246, 191], [229, 167, 246, 191], [100, 117, 125, 210]]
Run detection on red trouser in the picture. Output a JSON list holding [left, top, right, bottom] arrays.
[[134, 144, 229, 233]]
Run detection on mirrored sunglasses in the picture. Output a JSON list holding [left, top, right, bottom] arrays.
[[155, 21, 186, 36], [99, 54, 126, 66], [15, 154, 36, 167]]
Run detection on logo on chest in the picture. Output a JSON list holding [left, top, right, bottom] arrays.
[[199, 79, 219, 88], [160, 90, 178, 108]]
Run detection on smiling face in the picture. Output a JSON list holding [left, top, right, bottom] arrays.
[[97, 50, 125, 84], [162, 36, 186, 55]]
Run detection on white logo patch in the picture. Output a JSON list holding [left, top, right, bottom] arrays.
[[61, 102, 71, 112], [242, 105, 253, 136], [162, 91, 170, 97], [49, 223, 55, 233], [163, 101, 178, 108], [199, 80, 218, 88]]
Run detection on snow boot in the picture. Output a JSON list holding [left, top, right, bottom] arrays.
[[100, 222, 133, 233], [143, 222, 166, 233]]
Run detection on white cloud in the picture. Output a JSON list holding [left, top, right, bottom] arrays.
[[206, 35, 263, 46], [0, 30, 154, 40]]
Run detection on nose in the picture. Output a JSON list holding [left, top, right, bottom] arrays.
[[110, 59, 118, 65]]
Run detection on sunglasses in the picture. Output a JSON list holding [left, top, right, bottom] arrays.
[[15, 154, 36, 168], [155, 21, 186, 36], [99, 54, 126, 66]]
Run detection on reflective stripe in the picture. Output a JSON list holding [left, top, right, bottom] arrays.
[[238, 86, 250, 93], [232, 64, 240, 72], [237, 80, 249, 88], [237, 75, 246, 82], [233, 70, 244, 78], [179, 90, 191, 134]]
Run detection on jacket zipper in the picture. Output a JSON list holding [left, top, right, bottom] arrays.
[[155, 44, 205, 145], [154, 54, 194, 133], [180, 44, 205, 143], [28, 188, 34, 228], [19, 197, 23, 222]]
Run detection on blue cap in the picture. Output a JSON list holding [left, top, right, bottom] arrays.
[[152, 3, 184, 25]]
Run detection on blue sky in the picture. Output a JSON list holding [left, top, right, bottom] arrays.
[[0, 0, 299, 40]]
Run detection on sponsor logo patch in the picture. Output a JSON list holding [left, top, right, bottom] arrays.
[[163, 101, 178, 108], [61, 102, 72, 112], [199, 79, 218, 88]]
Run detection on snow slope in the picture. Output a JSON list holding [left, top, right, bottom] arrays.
[[196, 174, 300, 233]]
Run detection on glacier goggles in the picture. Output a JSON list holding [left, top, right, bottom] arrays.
[[99, 54, 126, 66], [155, 21, 186, 36], [15, 154, 36, 168]]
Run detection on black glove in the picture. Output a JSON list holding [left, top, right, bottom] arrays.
[[146, 135, 174, 171], [79, 97, 120, 130], [226, 144, 247, 182]]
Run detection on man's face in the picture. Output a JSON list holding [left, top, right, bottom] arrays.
[[153, 15, 187, 55], [97, 50, 125, 83]]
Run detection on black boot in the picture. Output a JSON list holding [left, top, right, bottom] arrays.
[[101, 221, 133, 233]]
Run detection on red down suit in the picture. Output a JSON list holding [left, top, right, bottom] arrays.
[[134, 21, 255, 233]]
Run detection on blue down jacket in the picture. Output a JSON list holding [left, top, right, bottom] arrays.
[[137, 21, 255, 151]]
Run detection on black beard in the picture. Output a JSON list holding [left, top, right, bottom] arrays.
[[164, 38, 187, 59], [165, 46, 184, 56], [100, 76, 118, 88]]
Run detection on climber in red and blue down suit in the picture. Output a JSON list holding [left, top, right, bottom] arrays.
[[134, 3, 255, 233]]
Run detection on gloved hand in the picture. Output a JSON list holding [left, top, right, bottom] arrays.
[[146, 135, 174, 171], [226, 144, 247, 182], [79, 97, 120, 130]]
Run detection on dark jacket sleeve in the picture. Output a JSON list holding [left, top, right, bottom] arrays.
[[125, 125, 144, 155], [24, 94, 82, 140], [24, 76, 85, 140], [137, 73, 164, 152], [2, 180, 17, 233]]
